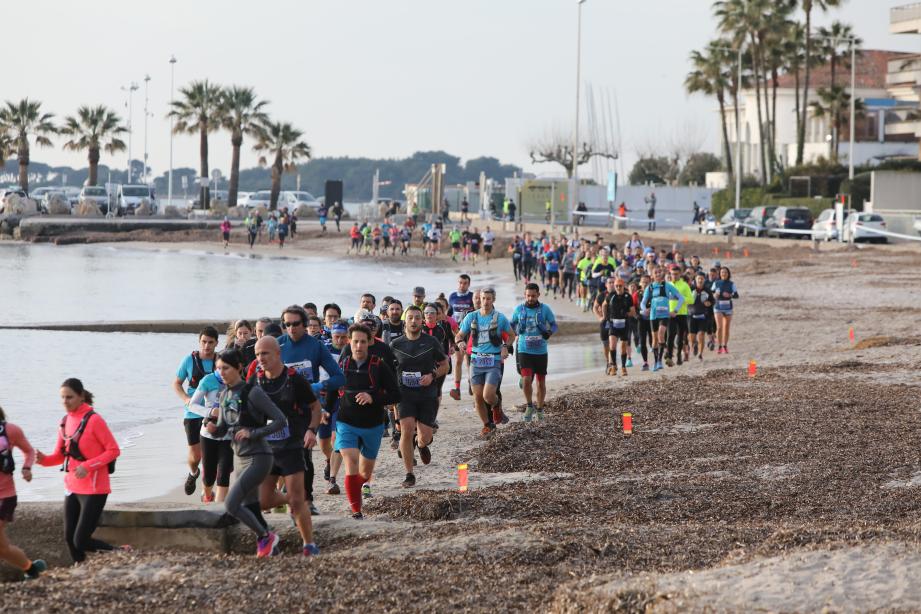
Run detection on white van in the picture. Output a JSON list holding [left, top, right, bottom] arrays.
[[116, 185, 155, 215]]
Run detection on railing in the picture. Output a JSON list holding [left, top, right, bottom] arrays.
[[892, 3, 921, 24]]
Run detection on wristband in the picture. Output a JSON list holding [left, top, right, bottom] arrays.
[[307, 427, 317, 435]]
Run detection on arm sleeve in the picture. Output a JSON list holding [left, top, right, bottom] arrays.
[[546, 307, 559, 333], [38, 431, 66, 467], [81, 415, 121, 472], [731, 282, 739, 298], [316, 346, 345, 392], [187, 386, 211, 419], [246, 387, 288, 440], [9, 424, 36, 469], [509, 306, 519, 330]]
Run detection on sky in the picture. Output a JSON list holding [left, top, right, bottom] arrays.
[[5, 0, 918, 184]]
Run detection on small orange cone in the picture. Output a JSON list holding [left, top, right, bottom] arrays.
[[748, 360, 757, 378], [725, 251, 732, 259], [742, 247, 750, 257], [622, 412, 633, 436], [457, 464, 469, 492], [682, 237, 689, 245], [849, 327, 855, 344], [851, 259, 858, 268], [712, 247, 719, 255]]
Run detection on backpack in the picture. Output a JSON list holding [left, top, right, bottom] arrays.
[[59, 411, 116, 475], [0, 421, 14, 475], [338, 354, 384, 395], [516, 303, 550, 335], [643, 282, 669, 309], [469, 311, 502, 348], [188, 351, 214, 390]]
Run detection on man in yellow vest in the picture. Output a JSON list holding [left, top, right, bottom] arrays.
[[665, 266, 693, 367]]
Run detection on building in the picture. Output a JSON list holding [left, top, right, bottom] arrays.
[[888, 4, 921, 153], [721, 49, 919, 180]]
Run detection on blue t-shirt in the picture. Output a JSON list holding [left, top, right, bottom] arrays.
[[278, 333, 345, 396], [510, 303, 558, 355], [460, 310, 513, 355], [545, 252, 560, 273], [641, 282, 684, 320], [176, 353, 215, 419], [711, 280, 738, 312], [448, 291, 475, 322]]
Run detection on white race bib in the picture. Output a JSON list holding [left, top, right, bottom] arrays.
[[472, 354, 496, 368], [524, 335, 543, 350], [610, 319, 626, 329], [401, 371, 422, 388], [286, 360, 313, 382], [717, 300, 732, 311]]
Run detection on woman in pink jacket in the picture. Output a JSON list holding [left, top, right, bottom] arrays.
[[0, 404, 46, 579], [37, 378, 121, 563]]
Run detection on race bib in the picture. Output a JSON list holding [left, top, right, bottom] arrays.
[[610, 319, 626, 329], [654, 305, 669, 318], [266, 424, 290, 441], [401, 371, 422, 388], [286, 360, 313, 382], [524, 335, 543, 350], [692, 313, 706, 320], [472, 354, 496, 368], [717, 300, 732, 311], [477, 331, 491, 345]]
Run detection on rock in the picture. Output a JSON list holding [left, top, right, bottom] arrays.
[[47, 193, 71, 215], [209, 199, 229, 215], [295, 204, 315, 218], [226, 206, 247, 219], [163, 205, 182, 219], [75, 201, 102, 217], [253, 206, 268, 218], [135, 200, 153, 216], [2, 194, 39, 216]]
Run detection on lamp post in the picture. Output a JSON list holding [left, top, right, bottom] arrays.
[[570, 0, 587, 229], [716, 44, 743, 217], [143, 74, 150, 185], [168, 55, 177, 208], [122, 82, 139, 183]]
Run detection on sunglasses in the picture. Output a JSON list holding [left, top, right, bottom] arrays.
[[282, 320, 304, 328]]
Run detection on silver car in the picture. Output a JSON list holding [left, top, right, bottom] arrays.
[[79, 186, 111, 214]]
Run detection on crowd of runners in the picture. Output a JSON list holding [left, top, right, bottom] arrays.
[[0, 229, 739, 573], [347, 217, 497, 263]]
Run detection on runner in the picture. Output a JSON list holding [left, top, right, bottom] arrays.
[[336, 324, 401, 518], [641, 267, 684, 372], [381, 299, 405, 344], [712, 266, 739, 354], [277, 211, 289, 248], [205, 349, 287, 558], [0, 405, 46, 579], [447, 274, 475, 401], [348, 223, 361, 254], [172, 326, 218, 497], [511, 236, 522, 281], [321, 320, 350, 494], [576, 248, 594, 310], [220, 216, 232, 249], [36, 378, 121, 563], [594, 277, 615, 372], [317, 202, 329, 234], [390, 306, 448, 487], [483, 226, 495, 264], [544, 247, 560, 298], [665, 266, 693, 367], [332, 201, 343, 232], [188, 367, 234, 503], [455, 288, 516, 438], [468, 227, 482, 266], [604, 276, 636, 377], [250, 336, 322, 557], [511, 283, 558, 421], [560, 245, 577, 301], [449, 227, 462, 262], [423, 303, 456, 413], [689, 273, 716, 361]]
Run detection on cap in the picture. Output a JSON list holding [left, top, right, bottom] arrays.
[[354, 308, 375, 323], [412, 286, 425, 296]]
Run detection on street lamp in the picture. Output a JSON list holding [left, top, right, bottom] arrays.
[[121, 82, 139, 183], [570, 0, 587, 229], [143, 75, 151, 185], [716, 44, 743, 217], [168, 55, 177, 208]]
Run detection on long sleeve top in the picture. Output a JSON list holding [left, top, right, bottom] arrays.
[[37, 403, 120, 495], [0, 422, 35, 499]]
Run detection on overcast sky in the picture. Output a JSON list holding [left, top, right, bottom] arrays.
[[6, 0, 917, 183]]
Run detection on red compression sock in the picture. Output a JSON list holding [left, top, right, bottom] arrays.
[[344, 474, 363, 513]]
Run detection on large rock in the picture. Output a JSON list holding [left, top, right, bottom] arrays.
[[295, 204, 315, 218], [47, 193, 71, 215], [135, 199, 154, 216], [226, 206, 247, 219], [163, 205, 182, 219], [75, 201, 102, 217], [2, 194, 39, 216], [209, 199, 229, 215]]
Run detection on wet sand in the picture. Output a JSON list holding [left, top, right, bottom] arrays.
[[3, 233, 921, 612]]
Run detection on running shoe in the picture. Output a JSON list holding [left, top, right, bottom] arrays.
[[362, 483, 372, 499], [326, 480, 340, 495], [184, 470, 199, 496], [665, 357, 674, 367], [651, 362, 660, 372], [479, 424, 495, 439], [699, 353, 704, 361], [302, 543, 320, 557], [708, 340, 715, 351], [449, 388, 461, 401], [642, 363, 649, 372], [419, 445, 432, 465], [523, 405, 535, 422], [499, 410, 509, 425], [390, 436, 400, 450], [606, 363, 615, 376], [256, 531, 280, 558], [621, 367, 628, 377], [625, 358, 633, 368], [535, 410, 545, 421], [402, 473, 416, 488], [351, 511, 364, 520], [201, 490, 215, 504], [309, 502, 320, 516], [724, 347, 730, 354], [24, 560, 46, 580]]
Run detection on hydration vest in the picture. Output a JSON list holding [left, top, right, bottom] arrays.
[[251, 366, 304, 418], [0, 422, 14, 475], [59, 411, 116, 474], [643, 282, 669, 309], [188, 351, 214, 390], [515, 303, 550, 335], [470, 311, 502, 348]]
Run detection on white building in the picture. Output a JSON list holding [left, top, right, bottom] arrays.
[[888, 4, 921, 148], [722, 49, 919, 179]]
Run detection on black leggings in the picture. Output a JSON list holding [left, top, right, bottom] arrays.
[[201, 437, 234, 488], [667, 315, 689, 359], [638, 318, 653, 363], [248, 231, 257, 247], [562, 272, 575, 298], [303, 448, 315, 501], [64, 493, 114, 563]]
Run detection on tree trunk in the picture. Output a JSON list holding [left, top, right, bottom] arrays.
[[229, 133, 242, 208], [830, 54, 839, 163], [717, 90, 734, 180], [750, 33, 768, 185], [199, 124, 210, 210], [771, 66, 780, 173], [270, 151, 283, 210], [88, 147, 100, 186], [18, 144, 29, 192], [794, 66, 802, 167], [798, 7, 813, 166]]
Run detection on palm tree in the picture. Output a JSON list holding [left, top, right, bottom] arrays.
[[0, 99, 56, 193], [217, 86, 269, 208], [253, 121, 311, 210], [809, 86, 865, 162], [686, 41, 734, 179], [796, 0, 844, 166], [815, 21, 862, 163], [60, 106, 127, 186], [168, 80, 221, 209], [781, 22, 807, 167]]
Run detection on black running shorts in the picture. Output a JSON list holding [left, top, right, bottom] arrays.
[[183, 417, 203, 446]]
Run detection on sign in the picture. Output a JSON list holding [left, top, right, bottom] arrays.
[[606, 171, 617, 202], [181, 176, 188, 189]]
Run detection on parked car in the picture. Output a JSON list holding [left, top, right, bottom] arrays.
[[719, 208, 751, 235], [79, 185, 111, 214], [765, 206, 814, 239], [188, 189, 228, 209], [62, 187, 82, 208], [698, 213, 718, 234], [914, 216, 921, 237], [741, 205, 778, 237], [241, 190, 272, 208], [40, 191, 70, 214], [843, 212, 888, 243], [116, 185, 155, 215], [280, 190, 321, 210], [811, 208, 855, 241], [29, 187, 57, 202]]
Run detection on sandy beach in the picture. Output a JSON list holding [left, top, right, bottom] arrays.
[[2, 227, 921, 612]]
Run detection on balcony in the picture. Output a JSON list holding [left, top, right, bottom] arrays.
[[891, 3, 921, 34]]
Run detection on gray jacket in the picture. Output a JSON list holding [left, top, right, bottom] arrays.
[[212, 382, 287, 457]]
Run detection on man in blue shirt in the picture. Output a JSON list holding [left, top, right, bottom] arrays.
[[510, 283, 558, 422], [447, 274, 475, 401], [171, 326, 219, 498], [278, 305, 345, 514], [456, 288, 516, 438]]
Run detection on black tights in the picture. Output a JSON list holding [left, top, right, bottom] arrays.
[[667, 315, 689, 359], [302, 448, 314, 501], [64, 493, 114, 563], [638, 319, 652, 363], [201, 437, 234, 488]]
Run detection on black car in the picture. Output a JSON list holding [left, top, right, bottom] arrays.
[[742, 205, 778, 237], [765, 207, 814, 239]]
